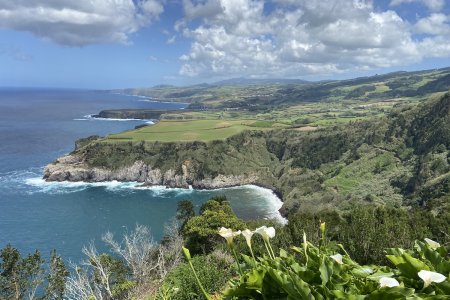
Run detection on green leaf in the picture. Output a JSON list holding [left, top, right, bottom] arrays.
[[365, 287, 415, 299], [386, 253, 429, 278], [331, 290, 366, 299], [319, 258, 335, 286]]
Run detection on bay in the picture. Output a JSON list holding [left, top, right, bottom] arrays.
[[0, 88, 283, 262]]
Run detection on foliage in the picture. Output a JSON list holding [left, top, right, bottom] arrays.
[[223, 237, 450, 299], [273, 205, 449, 265], [65, 224, 183, 300], [45, 250, 70, 300], [159, 250, 234, 300], [183, 199, 246, 254], [0, 245, 68, 300], [176, 200, 195, 231], [184, 224, 450, 299]]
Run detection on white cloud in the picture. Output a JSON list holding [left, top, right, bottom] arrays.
[[0, 0, 164, 46], [179, 0, 446, 78], [390, 0, 445, 12], [167, 35, 177, 44], [416, 13, 450, 35]]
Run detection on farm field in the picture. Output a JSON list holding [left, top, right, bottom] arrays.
[[105, 119, 287, 142]]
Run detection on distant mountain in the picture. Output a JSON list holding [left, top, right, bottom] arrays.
[[213, 78, 310, 86]]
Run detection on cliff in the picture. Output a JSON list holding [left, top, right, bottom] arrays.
[[44, 155, 260, 189], [93, 109, 196, 120], [44, 93, 450, 216]]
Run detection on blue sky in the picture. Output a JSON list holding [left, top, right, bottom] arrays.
[[1, 0, 450, 89]]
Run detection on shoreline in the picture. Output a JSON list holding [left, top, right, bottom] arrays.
[[74, 114, 156, 124], [28, 178, 287, 224]]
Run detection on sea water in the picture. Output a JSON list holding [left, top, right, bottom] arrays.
[[0, 88, 284, 262]]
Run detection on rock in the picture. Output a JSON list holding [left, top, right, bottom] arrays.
[[146, 168, 163, 185], [192, 174, 259, 189], [44, 154, 261, 191], [43, 151, 273, 203]]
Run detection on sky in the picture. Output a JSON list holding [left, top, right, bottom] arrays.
[[1, 0, 450, 89]]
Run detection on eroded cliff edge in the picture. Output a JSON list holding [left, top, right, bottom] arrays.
[[42, 127, 365, 217], [44, 155, 260, 190]]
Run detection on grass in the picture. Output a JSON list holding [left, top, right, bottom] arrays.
[[105, 119, 285, 142]]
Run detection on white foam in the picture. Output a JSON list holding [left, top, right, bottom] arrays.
[[73, 115, 154, 123], [25, 178, 141, 194], [22, 178, 286, 224], [242, 185, 287, 225], [137, 99, 189, 105]]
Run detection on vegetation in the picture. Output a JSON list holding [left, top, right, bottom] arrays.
[[188, 224, 450, 299], [17, 68, 448, 298], [105, 119, 285, 142], [117, 67, 450, 111], [1, 197, 449, 299], [0, 246, 67, 300], [74, 92, 450, 217]]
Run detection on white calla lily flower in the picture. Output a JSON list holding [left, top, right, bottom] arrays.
[[330, 253, 343, 264], [241, 229, 254, 248], [218, 227, 241, 245], [255, 226, 276, 241], [424, 238, 440, 249], [379, 277, 400, 288], [418, 270, 446, 287]]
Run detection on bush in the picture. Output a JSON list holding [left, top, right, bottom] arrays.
[[183, 199, 246, 254], [272, 205, 448, 265], [161, 250, 235, 299]]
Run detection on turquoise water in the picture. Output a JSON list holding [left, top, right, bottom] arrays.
[[0, 89, 283, 262]]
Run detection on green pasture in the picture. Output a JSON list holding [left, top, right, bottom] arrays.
[[105, 119, 285, 142]]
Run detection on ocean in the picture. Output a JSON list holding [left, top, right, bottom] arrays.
[[0, 88, 284, 262]]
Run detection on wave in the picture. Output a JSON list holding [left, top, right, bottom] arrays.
[[5, 171, 286, 223], [137, 99, 189, 106], [24, 178, 141, 194], [241, 185, 287, 224], [73, 115, 154, 124], [134, 183, 287, 223]]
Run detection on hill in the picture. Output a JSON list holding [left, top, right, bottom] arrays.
[[44, 92, 450, 216], [114, 67, 450, 111]]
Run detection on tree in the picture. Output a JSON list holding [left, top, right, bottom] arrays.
[[65, 224, 183, 299], [0, 244, 45, 300], [45, 250, 69, 300], [184, 199, 246, 254], [176, 200, 195, 231]]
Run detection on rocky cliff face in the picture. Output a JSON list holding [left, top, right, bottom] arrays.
[[43, 154, 260, 189]]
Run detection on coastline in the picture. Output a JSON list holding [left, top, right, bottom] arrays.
[[29, 177, 287, 224]]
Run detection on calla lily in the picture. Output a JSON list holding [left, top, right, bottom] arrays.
[[379, 277, 400, 288], [218, 227, 241, 245], [242, 229, 256, 261], [255, 226, 276, 259], [424, 238, 440, 249], [418, 270, 446, 288], [255, 226, 276, 241], [241, 229, 254, 248], [330, 253, 343, 264]]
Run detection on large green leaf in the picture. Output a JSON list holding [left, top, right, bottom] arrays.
[[386, 253, 430, 278], [365, 287, 415, 299]]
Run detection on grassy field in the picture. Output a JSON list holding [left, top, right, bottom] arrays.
[[106, 119, 286, 142]]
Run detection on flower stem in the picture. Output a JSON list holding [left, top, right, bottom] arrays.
[[263, 241, 274, 259], [267, 241, 276, 259], [184, 252, 212, 300], [249, 245, 256, 264], [231, 245, 243, 275]]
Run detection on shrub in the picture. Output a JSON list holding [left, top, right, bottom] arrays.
[[160, 250, 234, 300]]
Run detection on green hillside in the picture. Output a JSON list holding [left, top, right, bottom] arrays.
[[77, 92, 450, 216]]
